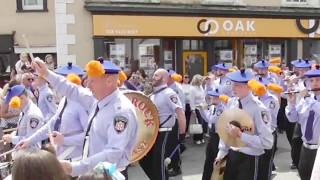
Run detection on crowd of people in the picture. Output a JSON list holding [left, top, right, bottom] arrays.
[[0, 52, 319, 180]]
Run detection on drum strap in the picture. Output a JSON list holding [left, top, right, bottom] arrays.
[[149, 87, 167, 98], [160, 115, 173, 127]]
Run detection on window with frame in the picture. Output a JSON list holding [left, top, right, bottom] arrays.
[[282, 0, 308, 5], [17, 0, 48, 11]]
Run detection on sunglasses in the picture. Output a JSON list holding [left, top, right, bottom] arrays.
[[28, 78, 34, 81], [184, 76, 189, 78]]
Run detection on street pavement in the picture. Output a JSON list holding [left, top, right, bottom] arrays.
[[128, 133, 301, 180]]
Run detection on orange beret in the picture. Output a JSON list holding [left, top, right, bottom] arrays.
[[267, 83, 284, 94], [9, 96, 21, 109], [66, 73, 81, 85], [85, 60, 105, 77], [248, 79, 267, 97]]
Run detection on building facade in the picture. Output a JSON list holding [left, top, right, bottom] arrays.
[[0, 0, 56, 80], [84, 0, 320, 77], [1, 0, 320, 79]]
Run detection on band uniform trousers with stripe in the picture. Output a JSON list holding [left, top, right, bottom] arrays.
[[298, 146, 318, 180], [202, 128, 219, 180], [167, 120, 181, 172], [224, 150, 259, 180], [140, 130, 170, 180], [257, 130, 277, 180]]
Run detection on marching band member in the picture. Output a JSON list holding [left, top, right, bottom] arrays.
[[209, 63, 233, 97], [139, 68, 186, 180], [286, 65, 320, 180], [19, 63, 89, 161], [32, 73, 57, 121], [166, 70, 184, 176], [215, 69, 273, 180], [254, 60, 278, 84], [252, 78, 280, 180], [25, 58, 138, 179], [200, 89, 227, 180], [288, 59, 313, 170], [2, 85, 45, 147]]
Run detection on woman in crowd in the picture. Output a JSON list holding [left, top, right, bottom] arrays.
[[181, 74, 195, 138], [190, 74, 206, 145]]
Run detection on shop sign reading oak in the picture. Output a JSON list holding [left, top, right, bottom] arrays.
[[197, 19, 255, 35], [93, 15, 320, 38]]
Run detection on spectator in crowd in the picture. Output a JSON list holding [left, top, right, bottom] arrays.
[[15, 53, 31, 74], [190, 74, 206, 145], [44, 54, 55, 71], [181, 74, 195, 138], [11, 148, 69, 180]]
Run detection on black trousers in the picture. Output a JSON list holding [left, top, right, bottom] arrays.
[[185, 103, 192, 133], [193, 109, 204, 141], [258, 131, 277, 180], [140, 131, 170, 180], [167, 120, 181, 172], [298, 145, 318, 180], [202, 131, 219, 180], [224, 150, 259, 180], [292, 124, 303, 166]]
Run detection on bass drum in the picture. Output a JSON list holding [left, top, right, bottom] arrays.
[[123, 90, 160, 163]]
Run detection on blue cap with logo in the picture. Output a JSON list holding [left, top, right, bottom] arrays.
[[293, 59, 313, 68], [55, 62, 85, 76], [254, 60, 270, 69], [96, 57, 121, 74], [208, 88, 220, 97], [226, 69, 254, 83], [304, 65, 320, 78], [5, 85, 26, 104]]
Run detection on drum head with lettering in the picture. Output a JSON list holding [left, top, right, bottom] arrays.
[[123, 91, 160, 163], [216, 108, 255, 148]]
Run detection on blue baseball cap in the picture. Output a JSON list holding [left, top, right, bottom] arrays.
[[208, 89, 220, 97], [304, 65, 320, 78], [5, 85, 26, 104], [213, 63, 230, 71], [254, 60, 270, 69], [55, 62, 85, 76], [293, 59, 313, 68], [96, 57, 121, 74], [226, 69, 254, 83]]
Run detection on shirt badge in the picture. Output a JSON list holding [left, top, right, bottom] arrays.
[[114, 116, 128, 133], [30, 118, 40, 129]]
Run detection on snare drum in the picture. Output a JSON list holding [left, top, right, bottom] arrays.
[[0, 162, 10, 180]]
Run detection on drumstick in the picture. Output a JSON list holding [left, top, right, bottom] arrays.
[[3, 127, 18, 133], [22, 34, 35, 61], [0, 148, 18, 158]]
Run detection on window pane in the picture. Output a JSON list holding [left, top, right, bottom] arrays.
[[191, 40, 198, 50], [24, 0, 42, 5], [183, 40, 190, 50]]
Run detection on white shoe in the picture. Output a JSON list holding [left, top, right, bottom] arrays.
[[201, 139, 205, 144], [185, 134, 190, 138], [195, 140, 201, 145]]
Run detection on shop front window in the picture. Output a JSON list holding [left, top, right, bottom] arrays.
[[104, 38, 160, 78], [213, 40, 233, 65]]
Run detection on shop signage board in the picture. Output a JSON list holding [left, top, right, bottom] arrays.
[[93, 15, 320, 38]]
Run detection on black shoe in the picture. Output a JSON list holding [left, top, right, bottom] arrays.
[[290, 164, 297, 170], [168, 168, 182, 177]]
